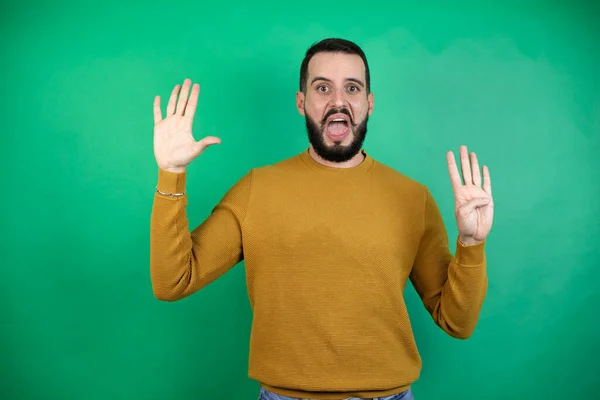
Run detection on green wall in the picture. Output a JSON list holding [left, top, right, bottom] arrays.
[[2, 1, 598, 399]]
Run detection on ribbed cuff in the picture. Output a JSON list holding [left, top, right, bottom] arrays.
[[455, 238, 486, 266], [156, 168, 186, 194]]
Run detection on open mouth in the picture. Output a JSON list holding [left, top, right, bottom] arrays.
[[325, 113, 351, 141]]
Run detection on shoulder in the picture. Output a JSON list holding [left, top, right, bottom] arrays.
[[371, 157, 428, 194], [368, 156, 437, 212], [248, 151, 305, 179]]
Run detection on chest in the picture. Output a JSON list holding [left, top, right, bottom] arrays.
[[242, 180, 423, 273]]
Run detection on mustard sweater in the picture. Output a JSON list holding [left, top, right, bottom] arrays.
[[150, 149, 487, 399]]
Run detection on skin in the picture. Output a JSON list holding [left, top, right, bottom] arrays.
[[295, 52, 374, 169], [153, 56, 494, 245], [447, 146, 494, 246], [290, 52, 493, 245]]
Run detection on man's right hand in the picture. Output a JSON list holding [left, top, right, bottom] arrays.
[[153, 78, 221, 173]]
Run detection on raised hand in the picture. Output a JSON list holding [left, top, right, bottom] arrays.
[[153, 78, 221, 173], [446, 145, 494, 245]]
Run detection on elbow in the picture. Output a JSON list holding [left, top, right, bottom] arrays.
[[149, 257, 214, 301], [436, 315, 478, 340], [432, 300, 485, 340], [150, 262, 190, 302], [152, 288, 184, 302], [447, 327, 475, 340], [150, 274, 188, 302]]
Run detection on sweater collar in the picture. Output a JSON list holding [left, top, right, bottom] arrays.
[[299, 148, 374, 173]]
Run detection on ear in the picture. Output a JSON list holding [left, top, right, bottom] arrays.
[[367, 92, 374, 116], [296, 91, 305, 116]]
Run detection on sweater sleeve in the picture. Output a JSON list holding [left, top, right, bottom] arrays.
[[409, 187, 488, 339], [150, 168, 252, 301]]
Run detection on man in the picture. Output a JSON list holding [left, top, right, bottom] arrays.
[[150, 38, 494, 400]]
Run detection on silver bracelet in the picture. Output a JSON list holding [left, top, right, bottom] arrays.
[[155, 187, 186, 197]]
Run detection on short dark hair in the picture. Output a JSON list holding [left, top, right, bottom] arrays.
[[299, 38, 371, 94]]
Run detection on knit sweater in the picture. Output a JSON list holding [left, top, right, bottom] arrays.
[[150, 148, 487, 399]]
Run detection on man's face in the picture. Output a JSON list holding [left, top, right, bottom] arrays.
[[296, 52, 374, 163]]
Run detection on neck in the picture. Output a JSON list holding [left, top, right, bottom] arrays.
[[308, 146, 365, 169]]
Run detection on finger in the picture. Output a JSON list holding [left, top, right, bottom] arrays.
[[470, 151, 481, 187], [175, 78, 192, 115], [153, 95, 162, 124], [483, 165, 492, 196], [184, 83, 200, 118], [446, 151, 462, 192], [166, 84, 181, 115], [460, 145, 472, 185], [193, 136, 222, 157]]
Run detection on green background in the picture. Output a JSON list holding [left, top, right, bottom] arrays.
[[2, 0, 598, 399]]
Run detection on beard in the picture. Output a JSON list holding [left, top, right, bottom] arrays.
[[304, 107, 368, 163]]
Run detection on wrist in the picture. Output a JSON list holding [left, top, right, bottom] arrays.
[[156, 168, 187, 195], [163, 166, 186, 174], [458, 235, 484, 246]]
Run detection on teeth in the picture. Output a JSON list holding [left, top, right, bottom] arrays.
[[332, 118, 345, 122]]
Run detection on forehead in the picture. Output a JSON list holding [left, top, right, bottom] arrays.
[[307, 52, 366, 82]]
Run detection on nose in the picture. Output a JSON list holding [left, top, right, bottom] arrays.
[[330, 87, 348, 108]]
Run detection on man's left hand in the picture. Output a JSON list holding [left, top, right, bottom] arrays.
[[446, 145, 494, 246]]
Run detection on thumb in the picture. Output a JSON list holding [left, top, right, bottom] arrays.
[[193, 136, 222, 157], [458, 197, 490, 215]]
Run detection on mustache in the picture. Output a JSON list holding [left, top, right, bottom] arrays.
[[321, 108, 355, 126]]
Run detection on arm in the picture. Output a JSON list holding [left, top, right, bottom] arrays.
[[410, 145, 493, 339], [150, 168, 252, 302], [150, 78, 249, 301], [409, 188, 487, 339]]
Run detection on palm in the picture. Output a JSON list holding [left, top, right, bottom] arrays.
[[453, 183, 493, 241], [152, 79, 221, 172], [447, 146, 494, 244], [154, 114, 197, 169]]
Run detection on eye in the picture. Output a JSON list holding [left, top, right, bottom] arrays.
[[316, 85, 329, 93], [347, 85, 360, 93]]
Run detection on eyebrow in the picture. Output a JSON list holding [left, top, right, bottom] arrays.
[[311, 76, 365, 88]]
